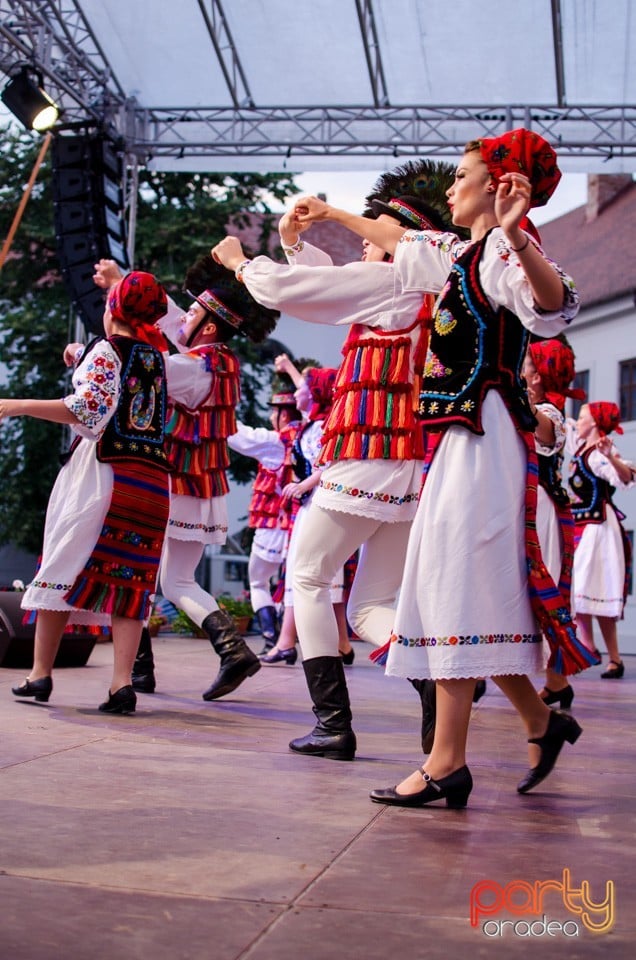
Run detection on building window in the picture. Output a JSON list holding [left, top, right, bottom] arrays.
[[570, 369, 589, 419], [619, 358, 636, 421]]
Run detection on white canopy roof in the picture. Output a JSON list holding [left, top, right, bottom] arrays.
[[1, 0, 635, 172]]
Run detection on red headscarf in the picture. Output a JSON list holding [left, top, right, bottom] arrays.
[[528, 340, 586, 412], [305, 367, 337, 421], [109, 272, 169, 351], [588, 401, 624, 436], [478, 128, 561, 207]]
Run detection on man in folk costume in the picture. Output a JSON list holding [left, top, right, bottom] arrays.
[[94, 256, 279, 701], [227, 372, 302, 655], [212, 160, 458, 760]]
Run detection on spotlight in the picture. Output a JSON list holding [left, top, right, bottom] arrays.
[[1, 66, 59, 132]]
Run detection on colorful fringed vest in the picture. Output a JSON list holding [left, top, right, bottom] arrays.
[[317, 307, 431, 465], [568, 447, 616, 524], [418, 230, 535, 434], [96, 335, 170, 470], [248, 465, 283, 529], [165, 344, 240, 498]]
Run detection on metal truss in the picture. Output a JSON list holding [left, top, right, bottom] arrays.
[[196, 0, 253, 109], [0, 0, 127, 123], [2, 0, 636, 163], [132, 104, 636, 163]]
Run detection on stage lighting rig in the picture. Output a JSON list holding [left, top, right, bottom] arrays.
[[1, 65, 60, 132]]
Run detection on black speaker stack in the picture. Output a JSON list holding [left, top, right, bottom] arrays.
[[0, 590, 98, 669], [52, 128, 130, 335]]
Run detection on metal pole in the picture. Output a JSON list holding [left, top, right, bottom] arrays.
[[0, 132, 52, 271]]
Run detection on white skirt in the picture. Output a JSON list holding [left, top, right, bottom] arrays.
[[251, 526, 288, 565], [22, 439, 112, 626], [313, 458, 422, 523], [573, 506, 626, 619], [167, 490, 228, 545], [386, 392, 543, 680]]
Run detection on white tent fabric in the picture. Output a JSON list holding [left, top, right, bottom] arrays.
[[1, 0, 635, 172]]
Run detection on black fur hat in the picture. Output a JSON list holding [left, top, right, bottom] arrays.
[[184, 254, 279, 344], [364, 159, 463, 235]]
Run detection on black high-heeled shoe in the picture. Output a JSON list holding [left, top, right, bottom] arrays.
[[340, 648, 355, 665], [260, 646, 298, 666], [600, 660, 624, 679], [12, 676, 53, 703], [517, 709, 582, 794], [370, 765, 473, 809], [98, 685, 137, 714], [540, 684, 574, 709]]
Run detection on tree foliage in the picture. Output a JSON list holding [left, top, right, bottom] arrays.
[[0, 122, 299, 552]]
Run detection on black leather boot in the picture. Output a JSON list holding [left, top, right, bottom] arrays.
[[255, 604, 279, 656], [289, 656, 357, 760], [201, 609, 261, 700], [409, 678, 437, 754], [131, 627, 156, 693]]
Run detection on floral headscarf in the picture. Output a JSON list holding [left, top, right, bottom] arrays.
[[478, 128, 561, 207], [528, 340, 586, 412], [589, 401, 624, 436], [109, 272, 168, 350], [305, 367, 337, 422]]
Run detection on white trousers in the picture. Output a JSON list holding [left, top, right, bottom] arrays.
[[159, 537, 217, 627], [248, 549, 282, 612], [292, 502, 412, 659]]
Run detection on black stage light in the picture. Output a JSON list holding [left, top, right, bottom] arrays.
[[1, 66, 59, 132]]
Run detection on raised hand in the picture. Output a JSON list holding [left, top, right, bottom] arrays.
[[210, 236, 246, 271], [93, 258, 123, 289], [495, 173, 531, 237], [278, 209, 311, 246], [293, 195, 332, 224], [63, 342, 84, 367]]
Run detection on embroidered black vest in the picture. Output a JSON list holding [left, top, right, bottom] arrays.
[[290, 422, 315, 504], [538, 449, 570, 507], [418, 231, 535, 434], [568, 447, 615, 524], [96, 336, 169, 470]]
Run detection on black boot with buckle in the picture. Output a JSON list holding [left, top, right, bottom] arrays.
[[131, 626, 156, 693], [289, 656, 357, 760], [201, 609, 261, 700]]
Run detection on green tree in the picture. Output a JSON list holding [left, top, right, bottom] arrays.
[[0, 122, 298, 553]]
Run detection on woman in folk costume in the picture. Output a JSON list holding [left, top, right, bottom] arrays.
[[522, 337, 593, 710], [290, 128, 594, 806], [3, 272, 171, 714], [94, 255, 279, 701], [566, 401, 635, 679], [212, 161, 456, 761], [227, 374, 302, 656]]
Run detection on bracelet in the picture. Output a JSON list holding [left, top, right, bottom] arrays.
[[282, 238, 304, 256], [510, 234, 530, 253], [235, 259, 252, 284]]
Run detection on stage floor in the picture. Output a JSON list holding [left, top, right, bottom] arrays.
[[1, 634, 634, 960]]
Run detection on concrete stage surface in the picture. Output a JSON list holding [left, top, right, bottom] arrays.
[[1, 634, 634, 960]]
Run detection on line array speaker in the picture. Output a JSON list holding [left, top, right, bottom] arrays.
[[52, 129, 130, 335]]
